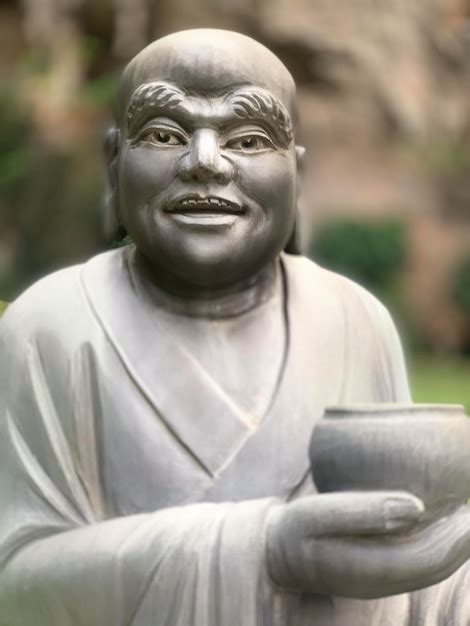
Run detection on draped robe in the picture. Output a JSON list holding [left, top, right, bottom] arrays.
[[0, 248, 469, 625]]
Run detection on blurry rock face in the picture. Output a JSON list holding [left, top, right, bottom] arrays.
[[249, 0, 470, 350], [262, 0, 470, 134], [2, 0, 470, 347]]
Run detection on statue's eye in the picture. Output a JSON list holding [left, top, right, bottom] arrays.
[[139, 129, 185, 146], [226, 134, 273, 153]]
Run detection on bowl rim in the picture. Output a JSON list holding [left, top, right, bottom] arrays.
[[324, 403, 466, 418]]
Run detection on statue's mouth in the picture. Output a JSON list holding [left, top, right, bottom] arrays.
[[166, 195, 244, 215]]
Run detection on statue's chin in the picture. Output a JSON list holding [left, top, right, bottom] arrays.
[[159, 251, 271, 292], [133, 239, 278, 297], [126, 207, 290, 294]]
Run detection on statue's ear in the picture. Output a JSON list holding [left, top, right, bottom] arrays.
[[295, 145, 306, 173], [283, 207, 302, 255], [103, 126, 126, 242], [284, 145, 305, 255]]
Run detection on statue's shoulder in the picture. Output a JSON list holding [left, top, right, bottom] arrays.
[[282, 253, 395, 329], [1, 249, 122, 342]]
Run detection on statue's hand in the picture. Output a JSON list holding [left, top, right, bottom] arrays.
[[266, 492, 470, 599]]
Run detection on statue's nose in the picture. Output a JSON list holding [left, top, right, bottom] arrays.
[[178, 129, 233, 184]]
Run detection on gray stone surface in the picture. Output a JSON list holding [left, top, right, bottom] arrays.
[[0, 29, 469, 625]]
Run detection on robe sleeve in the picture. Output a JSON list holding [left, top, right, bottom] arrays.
[[362, 287, 411, 403], [338, 276, 412, 404], [0, 306, 275, 626], [407, 561, 470, 626]]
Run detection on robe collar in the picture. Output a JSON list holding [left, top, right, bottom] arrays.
[[81, 248, 343, 483]]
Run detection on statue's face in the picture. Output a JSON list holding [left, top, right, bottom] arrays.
[[115, 31, 300, 289]]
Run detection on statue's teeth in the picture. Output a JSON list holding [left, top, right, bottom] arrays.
[[177, 197, 233, 209]]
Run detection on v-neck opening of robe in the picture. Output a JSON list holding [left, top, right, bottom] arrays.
[[80, 249, 293, 479]]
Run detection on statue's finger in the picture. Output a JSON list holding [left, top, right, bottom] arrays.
[[326, 505, 470, 599], [403, 504, 470, 588], [287, 491, 424, 537]]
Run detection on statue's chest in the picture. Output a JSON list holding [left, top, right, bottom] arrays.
[[79, 253, 360, 516], [91, 302, 344, 516], [151, 298, 286, 426]]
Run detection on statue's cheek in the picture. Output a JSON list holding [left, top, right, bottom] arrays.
[[234, 152, 296, 211], [119, 146, 182, 203]]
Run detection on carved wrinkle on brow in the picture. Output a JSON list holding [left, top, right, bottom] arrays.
[[228, 90, 294, 147], [126, 82, 294, 148], [126, 82, 186, 138]]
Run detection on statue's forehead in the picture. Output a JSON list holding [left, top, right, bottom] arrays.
[[118, 30, 296, 117], [131, 54, 288, 98]]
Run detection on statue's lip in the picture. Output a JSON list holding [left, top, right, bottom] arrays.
[[165, 194, 244, 214]]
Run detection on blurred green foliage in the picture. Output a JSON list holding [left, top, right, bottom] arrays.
[[0, 73, 110, 299], [410, 356, 470, 413], [0, 28, 120, 301], [452, 254, 470, 316], [0, 87, 32, 200], [412, 140, 470, 176], [309, 217, 406, 295], [80, 72, 119, 108]]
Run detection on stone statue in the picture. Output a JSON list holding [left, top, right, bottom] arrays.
[[1, 29, 469, 626]]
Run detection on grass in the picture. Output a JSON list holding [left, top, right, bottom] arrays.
[[410, 355, 470, 413]]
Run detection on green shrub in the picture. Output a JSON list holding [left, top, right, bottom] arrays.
[[0, 86, 33, 201], [0, 82, 105, 300], [309, 218, 406, 294], [452, 254, 470, 317]]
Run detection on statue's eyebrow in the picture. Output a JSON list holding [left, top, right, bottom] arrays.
[[226, 88, 294, 147], [126, 82, 294, 148], [126, 82, 187, 137]]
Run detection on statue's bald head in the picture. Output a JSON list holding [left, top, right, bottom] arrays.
[[109, 30, 302, 289], [117, 29, 297, 125]]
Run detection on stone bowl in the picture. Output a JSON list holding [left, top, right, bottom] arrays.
[[309, 404, 470, 517]]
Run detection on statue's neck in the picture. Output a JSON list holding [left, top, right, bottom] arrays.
[[126, 246, 279, 319]]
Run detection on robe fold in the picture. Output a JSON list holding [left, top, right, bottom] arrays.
[[0, 248, 468, 625]]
